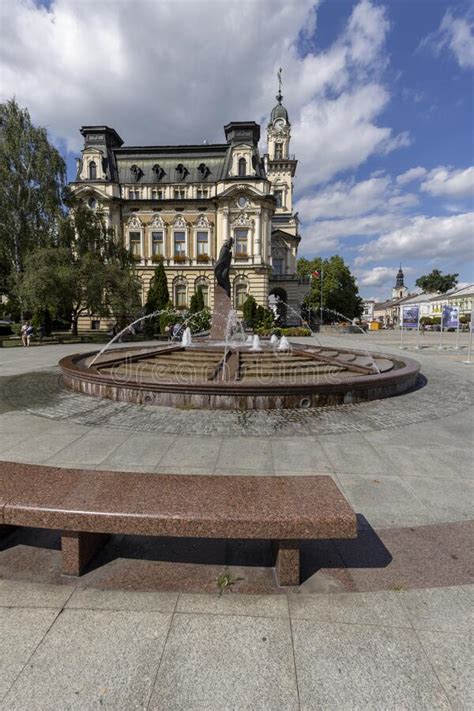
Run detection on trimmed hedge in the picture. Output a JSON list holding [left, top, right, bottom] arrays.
[[256, 326, 312, 337]]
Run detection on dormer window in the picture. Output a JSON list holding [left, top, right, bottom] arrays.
[[130, 165, 143, 182], [176, 164, 189, 181], [152, 164, 165, 181], [238, 157, 246, 177], [197, 163, 210, 180], [89, 161, 97, 180]]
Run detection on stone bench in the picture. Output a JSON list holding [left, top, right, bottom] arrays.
[[0, 462, 357, 586]]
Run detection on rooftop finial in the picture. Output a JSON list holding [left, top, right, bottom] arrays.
[[276, 67, 283, 103]]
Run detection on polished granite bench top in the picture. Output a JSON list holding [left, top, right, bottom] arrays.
[[0, 462, 357, 540]]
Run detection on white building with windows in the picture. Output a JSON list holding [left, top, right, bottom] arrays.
[[69, 85, 308, 330]]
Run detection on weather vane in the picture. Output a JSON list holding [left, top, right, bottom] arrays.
[[277, 67, 283, 94]]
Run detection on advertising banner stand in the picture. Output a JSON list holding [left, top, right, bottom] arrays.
[[440, 304, 460, 350], [415, 308, 421, 350], [463, 306, 473, 364], [401, 305, 419, 349], [399, 321, 405, 350]]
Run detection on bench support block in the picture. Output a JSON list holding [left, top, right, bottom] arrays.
[[275, 540, 300, 586], [61, 531, 109, 576]]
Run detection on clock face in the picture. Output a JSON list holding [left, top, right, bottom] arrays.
[[274, 118, 285, 130]]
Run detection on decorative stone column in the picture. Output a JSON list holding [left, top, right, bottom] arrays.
[[222, 208, 229, 247], [254, 212, 261, 264]]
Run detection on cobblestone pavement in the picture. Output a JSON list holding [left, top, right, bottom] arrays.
[[1, 358, 472, 436]]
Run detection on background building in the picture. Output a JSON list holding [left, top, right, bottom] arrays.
[[69, 89, 307, 330]]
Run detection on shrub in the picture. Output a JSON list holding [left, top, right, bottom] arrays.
[[242, 295, 257, 327], [255, 306, 275, 330], [189, 308, 211, 333], [255, 326, 312, 337], [159, 303, 177, 335]]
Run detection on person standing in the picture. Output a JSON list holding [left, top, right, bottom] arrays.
[[26, 322, 34, 346], [21, 322, 28, 347]]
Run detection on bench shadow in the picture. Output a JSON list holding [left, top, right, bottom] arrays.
[[0, 514, 392, 588], [84, 514, 392, 583]]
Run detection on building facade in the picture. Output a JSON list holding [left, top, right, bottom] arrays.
[[69, 90, 307, 330]]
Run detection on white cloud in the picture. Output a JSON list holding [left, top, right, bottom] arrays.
[[355, 265, 414, 288], [296, 176, 391, 220], [292, 85, 407, 190], [396, 166, 428, 185], [421, 166, 474, 199], [421, 10, 474, 69], [356, 212, 474, 264], [295, 174, 418, 235], [0, 0, 316, 152], [0, 0, 406, 190], [345, 0, 389, 68]]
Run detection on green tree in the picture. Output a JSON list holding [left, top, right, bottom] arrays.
[[415, 269, 458, 294], [242, 294, 257, 327], [189, 285, 205, 314], [144, 258, 170, 337], [20, 204, 141, 335], [0, 98, 66, 298], [299, 255, 363, 322]]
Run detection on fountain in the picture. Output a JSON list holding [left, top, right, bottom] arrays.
[[251, 335, 262, 352], [181, 327, 192, 348], [59, 239, 420, 410], [278, 336, 291, 352]]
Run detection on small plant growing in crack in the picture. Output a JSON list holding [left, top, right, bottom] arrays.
[[216, 568, 243, 596]]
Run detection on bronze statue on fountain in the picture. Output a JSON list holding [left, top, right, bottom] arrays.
[[210, 237, 234, 339]]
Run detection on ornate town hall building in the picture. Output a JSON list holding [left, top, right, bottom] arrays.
[[70, 87, 305, 328]]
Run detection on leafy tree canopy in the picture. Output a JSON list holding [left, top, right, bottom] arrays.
[[20, 204, 141, 334], [0, 98, 66, 296], [298, 255, 363, 322], [415, 269, 458, 294]]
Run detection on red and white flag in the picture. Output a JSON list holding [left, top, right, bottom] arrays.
[[311, 270, 320, 279]]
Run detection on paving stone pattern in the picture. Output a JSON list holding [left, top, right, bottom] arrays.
[[1, 360, 472, 437], [0, 581, 471, 710]]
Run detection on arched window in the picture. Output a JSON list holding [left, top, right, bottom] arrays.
[[234, 279, 249, 310], [238, 157, 246, 177], [195, 278, 210, 308], [174, 282, 187, 309], [89, 161, 97, 180]]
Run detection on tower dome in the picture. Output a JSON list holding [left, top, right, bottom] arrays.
[[270, 94, 289, 123]]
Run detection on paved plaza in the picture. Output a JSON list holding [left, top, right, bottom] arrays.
[[0, 331, 472, 709]]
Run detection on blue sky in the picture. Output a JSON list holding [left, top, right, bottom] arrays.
[[1, 0, 473, 299]]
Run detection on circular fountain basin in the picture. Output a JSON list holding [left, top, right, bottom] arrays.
[[59, 342, 420, 410]]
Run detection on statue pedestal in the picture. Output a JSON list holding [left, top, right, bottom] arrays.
[[210, 284, 232, 340]]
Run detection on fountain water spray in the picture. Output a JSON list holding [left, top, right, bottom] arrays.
[[251, 334, 262, 351], [181, 327, 192, 347], [278, 336, 291, 351], [270, 334, 279, 346]]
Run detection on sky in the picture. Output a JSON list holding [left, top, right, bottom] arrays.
[[0, 0, 473, 299]]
